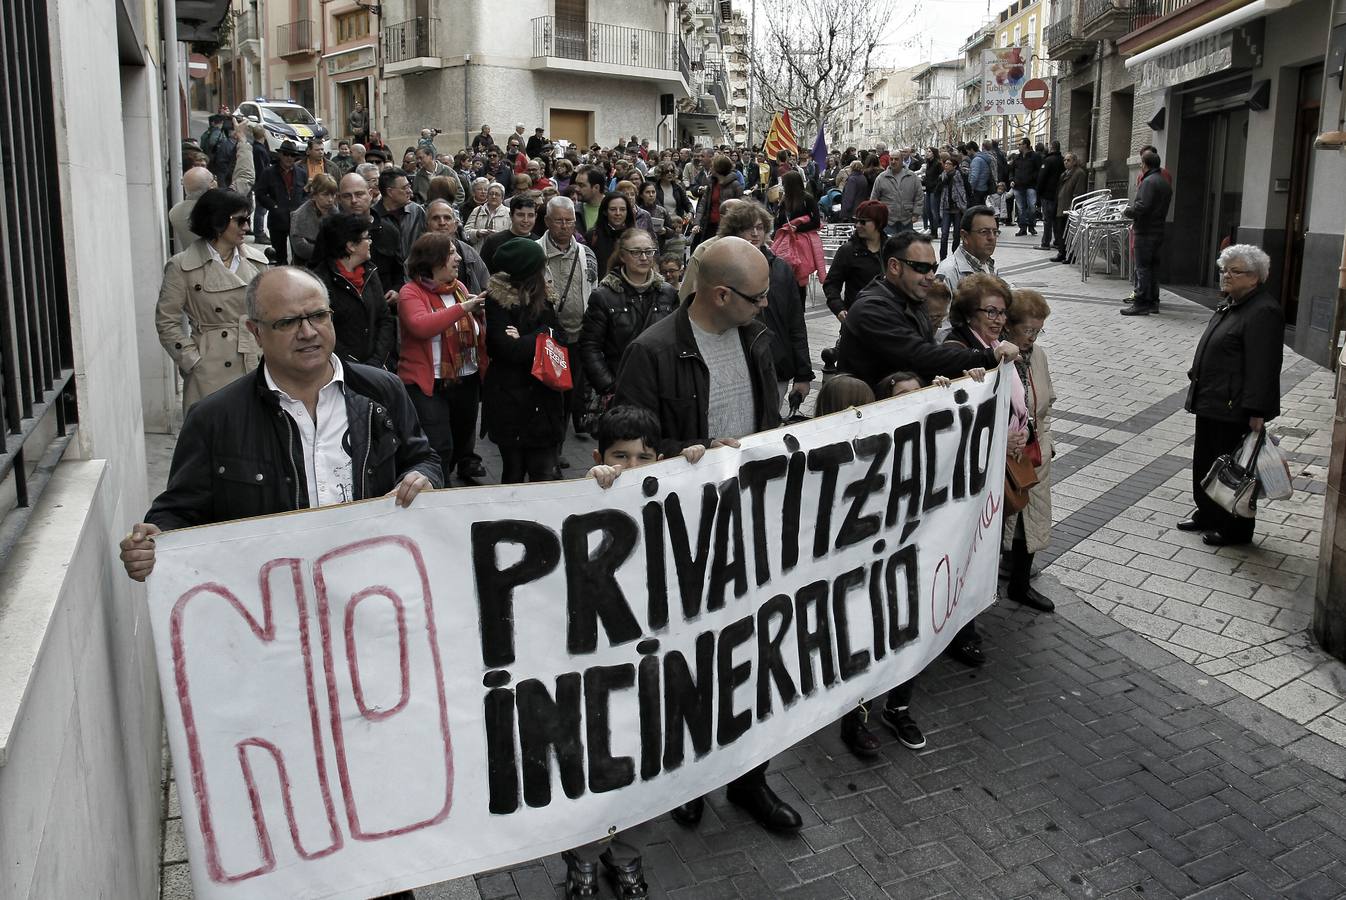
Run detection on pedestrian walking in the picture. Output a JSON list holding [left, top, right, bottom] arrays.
[[308, 211, 395, 369]]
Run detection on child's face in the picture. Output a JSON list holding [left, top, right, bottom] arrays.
[[661, 262, 682, 282], [597, 439, 659, 469], [996, 183, 1006, 192]]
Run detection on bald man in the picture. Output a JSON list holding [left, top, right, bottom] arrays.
[[169, 166, 217, 251], [614, 239, 801, 833], [677, 197, 747, 301], [120, 266, 442, 582]]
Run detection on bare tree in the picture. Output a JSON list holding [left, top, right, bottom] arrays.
[[748, 0, 908, 143]]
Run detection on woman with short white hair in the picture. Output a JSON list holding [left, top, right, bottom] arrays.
[[464, 183, 509, 246], [1179, 243, 1284, 546]]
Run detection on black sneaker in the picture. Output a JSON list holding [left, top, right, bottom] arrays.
[[880, 706, 926, 749]]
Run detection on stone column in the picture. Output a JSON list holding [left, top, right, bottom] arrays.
[[1314, 346, 1346, 661]]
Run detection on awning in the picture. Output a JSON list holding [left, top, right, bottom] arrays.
[[1124, 0, 1291, 70]]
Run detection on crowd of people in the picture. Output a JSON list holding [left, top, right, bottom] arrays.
[[135, 118, 1284, 900]]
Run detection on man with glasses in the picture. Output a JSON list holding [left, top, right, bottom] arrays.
[[425, 199, 490, 293], [537, 197, 598, 435], [936, 205, 1001, 294], [837, 230, 1019, 390], [121, 266, 442, 585], [614, 236, 802, 835]]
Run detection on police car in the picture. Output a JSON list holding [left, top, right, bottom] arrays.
[[234, 98, 331, 153]]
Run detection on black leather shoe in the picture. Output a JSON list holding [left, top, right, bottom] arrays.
[[1120, 303, 1156, 316], [1051, 254, 1067, 263], [839, 708, 882, 758], [948, 638, 985, 667], [1010, 586, 1055, 612], [456, 459, 487, 481], [725, 783, 802, 832], [1176, 518, 1207, 532], [670, 797, 704, 826], [1202, 532, 1252, 547]]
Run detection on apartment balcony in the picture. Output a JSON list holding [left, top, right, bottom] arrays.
[[383, 17, 440, 75], [237, 12, 260, 49], [1120, 0, 1219, 51], [276, 18, 318, 58], [686, 0, 730, 26], [1079, 0, 1135, 40], [957, 101, 985, 121], [699, 62, 728, 114], [1045, 12, 1092, 60], [531, 17, 691, 93]]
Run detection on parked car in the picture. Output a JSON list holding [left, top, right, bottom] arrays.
[[234, 98, 330, 153]]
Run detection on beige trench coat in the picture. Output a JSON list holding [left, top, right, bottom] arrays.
[[156, 239, 269, 409], [1007, 345, 1057, 553]]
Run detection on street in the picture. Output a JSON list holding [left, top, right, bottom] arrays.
[[154, 232, 1346, 900]]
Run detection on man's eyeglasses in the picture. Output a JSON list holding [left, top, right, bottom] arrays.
[[978, 307, 1007, 319], [252, 308, 333, 332], [897, 258, 938, 275], [622, 246, 657, 258], [970, 227, 1000, 238], [725, 284, 770, 304]]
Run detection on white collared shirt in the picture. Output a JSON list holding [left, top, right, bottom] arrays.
[[264, 355, 354, 507], [206, 241, 242, 273]]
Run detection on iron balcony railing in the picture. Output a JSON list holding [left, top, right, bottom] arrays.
[[1082, 0, 1123, 23], [276, 18, 318, 55], [236, 11, 259, 43], [1045, 15, 1075, 51], [531, 17, 684, 73], [703, 62, 728, 110], [1128, 0, 1198, 32], [383, 17, 436, 63], [0, 0, 76, 572]]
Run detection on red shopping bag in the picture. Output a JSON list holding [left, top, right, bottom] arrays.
[[531, 329, 573, 390], [770, 229, 814, 286]]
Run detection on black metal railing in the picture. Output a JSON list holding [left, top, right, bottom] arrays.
[[237, 11, 259, 43], [0, 0, 76, 571], [703, 62, 728, 110], [1045, 14, 1075, 50], [383, 17, 435, 63], [276, 18, 317, 55], [1082, 0, 1123, 24], [1127, 0, 1196, 32], [531, 17, 682, 72]]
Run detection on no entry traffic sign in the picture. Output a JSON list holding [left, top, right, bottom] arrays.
[[1022, 78, 1050, 111]]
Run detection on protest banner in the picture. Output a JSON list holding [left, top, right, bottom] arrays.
[[146, 372, 1011, 900]]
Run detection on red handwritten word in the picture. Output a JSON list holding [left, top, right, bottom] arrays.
[[169, 537, 453, 884], [930, 490, 1002, 634]]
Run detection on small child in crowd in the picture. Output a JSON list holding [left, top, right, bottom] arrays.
[[987, 181, 1009, 224], [658, 253, 684, 292]]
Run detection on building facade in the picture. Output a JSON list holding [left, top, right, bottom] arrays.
[[724, 8, 750, 147], [379, 0, 690, 153], [895, 60, 961, 149], [676, 0, 733, 146]]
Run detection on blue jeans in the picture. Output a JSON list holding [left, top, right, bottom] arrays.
[[940, 210, 961, 259], [923, 194, 937, 234], [1013, 186, 1037, 230], [884, 221, 914, 238]]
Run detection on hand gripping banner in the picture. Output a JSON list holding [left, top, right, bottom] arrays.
[[146, 373, 1011, 899]]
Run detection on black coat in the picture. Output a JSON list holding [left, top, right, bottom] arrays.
[[614, 302, 780, 456], [823, 235, 883, 315], [481, 274, 566, 448], [760, 249, 814, 382], [654, 181, 692, 217], [311, 259, 396, 368], [774, 194, 820, 233], [579, 270, 680, 394], [837, 276, 996, 388], [1037, 151, 1064, 197], [696, 173, 745, 236], [255, 164, 308, 232], [1010, 151, 1039, 189], [1185, 286, 1284, 423], [144, 362, 441, 530], [1125, 168, 1173, 234]]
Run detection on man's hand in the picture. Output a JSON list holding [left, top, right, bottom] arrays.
[[588, 464, 622, 489], [681, 444, 707, 464], [792, 380, 813, 399], [993, 341, 1020, 364], [384, 289, 398, 303], [1249, 416, 1264, 432], [119, 523, 162, 582], [390, 471, 433, 508], [505, 325, 520, 339], [964, 368, 987, 382], [837, 309, 848, 321], [709, 437, 741, 449], [932, 375, 953, 387]]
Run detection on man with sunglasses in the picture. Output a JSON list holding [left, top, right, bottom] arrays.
[[837, 230, 1019, 390], [613, 235, 802, 835], [121, 267, 442, 584], [935, 205, 1000, 294]]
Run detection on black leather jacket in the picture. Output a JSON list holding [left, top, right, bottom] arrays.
[[145, 362, 441, 530], [1185, 286, 1284, 423], [580, 270, 680, 394]]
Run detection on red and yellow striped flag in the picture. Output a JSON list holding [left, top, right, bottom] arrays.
[[763, 110, 798, 158]]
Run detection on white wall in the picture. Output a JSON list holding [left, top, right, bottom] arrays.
[[0, 0, 163, 896]]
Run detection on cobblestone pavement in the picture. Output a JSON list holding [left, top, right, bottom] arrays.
[[153, 232, 1346, 899]]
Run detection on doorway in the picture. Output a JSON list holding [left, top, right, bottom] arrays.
[[336, 78, 370, 142], [289, 77, 315, 113], [550, 108, 592, 147], [1281, 63, 1322, 327]]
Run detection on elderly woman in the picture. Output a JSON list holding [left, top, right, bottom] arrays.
[[464, 182, 509, 246], [155, 188, 269, 409], [720, 202, 814, 411], [1004, 289, 1057, 611], [1181, 244, 1285, 546], [288, 172, 338, 264], [461, 176, 489, 222], [943, 273, 1032, 663]]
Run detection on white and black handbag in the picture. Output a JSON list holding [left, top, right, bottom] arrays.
[[1201, 429, 1264, 519]]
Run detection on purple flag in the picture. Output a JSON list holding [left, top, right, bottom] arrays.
[[811, 125, 827, 174]]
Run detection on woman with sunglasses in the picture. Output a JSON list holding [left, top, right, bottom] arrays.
[[309, 212, 395, 369], [579, 228, 679, 405], [941, 273, 1032, 665], [156, 188, 270, 409]]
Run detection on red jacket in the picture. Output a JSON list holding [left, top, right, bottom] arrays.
[[397, 279, 488, 396]]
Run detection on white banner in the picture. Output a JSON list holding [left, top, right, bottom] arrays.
[[147, 373, 1011, 900]]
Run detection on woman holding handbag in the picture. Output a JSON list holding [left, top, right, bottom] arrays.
[[771, 170, 826, 302], [943, 273, 1031, 664], [1182, 244, 1284, 546], [482, 237, 567, 483], [1004, 289, 1057, 612]]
